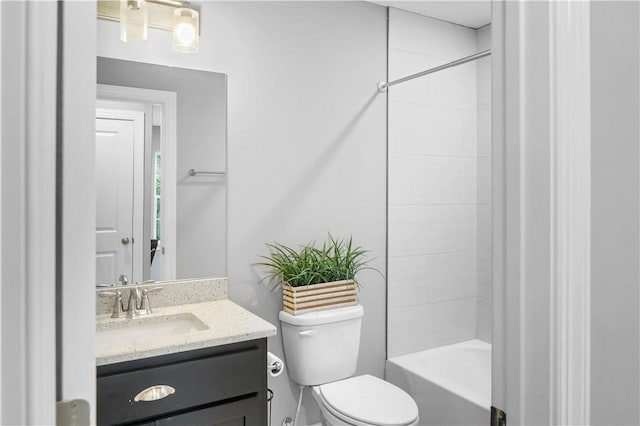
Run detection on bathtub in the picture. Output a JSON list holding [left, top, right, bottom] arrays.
[[386, 339, 491, 426]]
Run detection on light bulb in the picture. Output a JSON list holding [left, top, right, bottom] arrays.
[[173, 7, 199, 53], [175, 22, 196, 45], [120, 0, 148, 43]]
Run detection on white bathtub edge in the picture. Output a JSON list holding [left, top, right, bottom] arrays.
[[387, 339, 492, 410]]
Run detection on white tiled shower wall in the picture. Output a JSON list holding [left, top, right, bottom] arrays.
[[387, 8, 492, 357]]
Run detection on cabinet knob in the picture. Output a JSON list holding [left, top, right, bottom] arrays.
[[133, 385, 175, 402]]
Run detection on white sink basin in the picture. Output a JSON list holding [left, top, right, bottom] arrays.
[[97, 312, 209, 347]]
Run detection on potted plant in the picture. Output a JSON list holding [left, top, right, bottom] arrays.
[[258, 235, 377, 315]]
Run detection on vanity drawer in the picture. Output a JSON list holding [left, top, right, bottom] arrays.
[[97, 345, 263, 425]]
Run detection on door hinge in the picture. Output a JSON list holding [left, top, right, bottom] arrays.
[[57, 399, 90, 425], [491, 406, 507, 426]]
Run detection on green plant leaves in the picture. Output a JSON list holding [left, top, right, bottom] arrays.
[[256, 234, 378, 291]]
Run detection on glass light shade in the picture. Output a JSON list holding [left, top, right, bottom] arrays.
[[120, 0, 148, 43], [173, 7, 199, 53]]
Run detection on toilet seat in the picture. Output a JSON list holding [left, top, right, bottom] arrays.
[[315, 375, 419, 426]]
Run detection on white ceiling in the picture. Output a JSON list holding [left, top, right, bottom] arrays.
[[370, 1, 491, 29]]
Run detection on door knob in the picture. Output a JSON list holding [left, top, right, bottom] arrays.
[[121, 236, 130, 245]]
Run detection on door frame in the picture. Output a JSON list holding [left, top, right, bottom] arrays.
[[1, 0, 596, 423], [492, 0, 591, 424], [97, 84, 178, 281], [58, 0, 97, 424], [0, 1, 59, 423], [95, 106, 146, 284]]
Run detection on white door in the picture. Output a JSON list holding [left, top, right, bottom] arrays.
[[95, 117, 137, 286]]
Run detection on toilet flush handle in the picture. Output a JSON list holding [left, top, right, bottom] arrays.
[[298, 330, 316, 337]]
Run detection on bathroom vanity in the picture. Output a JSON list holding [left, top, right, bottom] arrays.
[[96, 278, 276, 426], [97, 339, 266, 425]]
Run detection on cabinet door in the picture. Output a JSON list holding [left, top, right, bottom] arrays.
[[97, 346, 262, 425], [154, 397, 261, 426]]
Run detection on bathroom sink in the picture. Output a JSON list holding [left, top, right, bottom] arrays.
[[96, 313, 209, 347]]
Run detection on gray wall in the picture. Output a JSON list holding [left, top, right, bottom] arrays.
[[591, 2, 640, 424], [97, 58, 227, 280], [97, 2, 387, 424], [220, 3, 387, 423]]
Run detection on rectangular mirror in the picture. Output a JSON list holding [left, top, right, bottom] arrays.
[[96, 57, 226, 286]]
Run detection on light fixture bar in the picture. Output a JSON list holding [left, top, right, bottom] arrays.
[[97, 0, 190, 32], [147, 0, 186, 8], [98, 0, 200, 53]]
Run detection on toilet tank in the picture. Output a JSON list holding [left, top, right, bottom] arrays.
[[279, 304, 364, 386]]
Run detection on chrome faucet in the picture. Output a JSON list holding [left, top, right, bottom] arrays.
[[99, 277, 163, 319], [99, 289, 125, 318], [126, 284, 163, 317], [127, 286, 143, 318], [140, 287, 163, 314]]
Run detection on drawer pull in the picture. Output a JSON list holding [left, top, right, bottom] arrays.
[[133, 385, 175, 402]]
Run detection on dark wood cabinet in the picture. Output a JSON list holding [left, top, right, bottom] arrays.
[[153, 397, 260, 426], [97, 339, 267, 426]]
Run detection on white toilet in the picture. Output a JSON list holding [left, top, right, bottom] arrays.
[[279, 305, 419, 426]]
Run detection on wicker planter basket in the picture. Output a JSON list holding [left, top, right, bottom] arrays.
[[282, 279, 358, 315]]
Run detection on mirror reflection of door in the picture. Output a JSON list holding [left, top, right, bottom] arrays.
[[149, 104, 163, 281], [96, 84, 178, 284], [95, 106, 145, 286]]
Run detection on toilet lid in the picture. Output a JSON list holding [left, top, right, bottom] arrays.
[[319, 375, 418, 426]]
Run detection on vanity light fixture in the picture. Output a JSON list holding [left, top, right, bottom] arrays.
[[173, 7, 199, 52], [99, 0, 200, 53], [120, 0, 148, 43]]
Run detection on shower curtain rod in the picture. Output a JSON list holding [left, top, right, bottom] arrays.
[[377, 49, 492, 93]]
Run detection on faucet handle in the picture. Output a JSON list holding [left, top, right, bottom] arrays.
[[141, 287, 163, 315], [99, 290, 125, 318], [118, 274, 129, 286]]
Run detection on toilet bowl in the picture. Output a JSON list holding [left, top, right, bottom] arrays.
[[311, 375, 419, 426], [279, 305, 419, 426]]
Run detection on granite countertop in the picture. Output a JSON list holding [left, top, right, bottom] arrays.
[[95, 278, 277, 366]]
